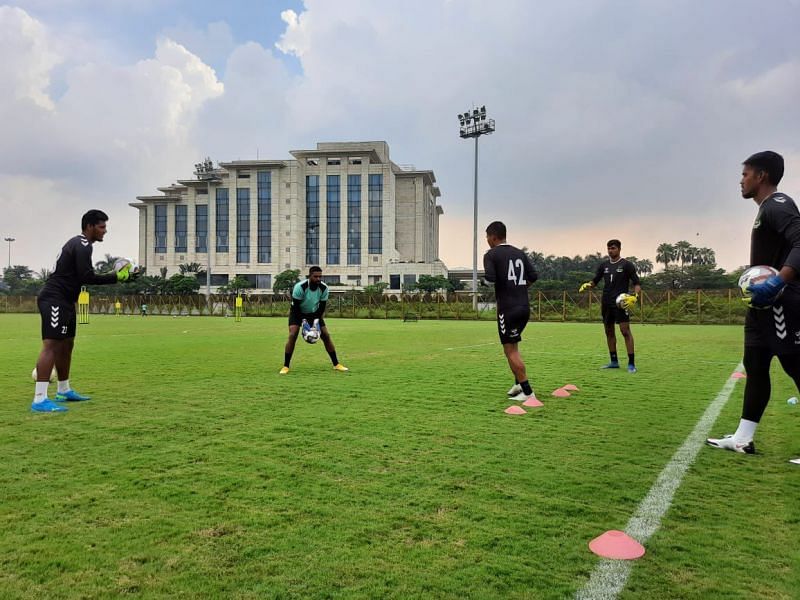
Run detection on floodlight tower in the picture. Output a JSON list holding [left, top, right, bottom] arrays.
[[4, 237, 15, 269], [458, 106, 495, 311]]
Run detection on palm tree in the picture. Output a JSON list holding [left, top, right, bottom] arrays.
[[636, 259, 653, 276], [674, 240, 693, 267], [94, 253, 120, 272], [655, 243, 676, 269]]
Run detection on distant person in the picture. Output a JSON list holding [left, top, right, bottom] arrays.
[[31, 210, 136, 412], [579, 240, 642, 372], [482, 221, 539, 402], [141, 303, 148, 317], [280, 266, 348, 374], [708, 151, 800, 461]]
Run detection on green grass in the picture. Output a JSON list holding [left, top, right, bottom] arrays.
[[1, 315, 798, 599]]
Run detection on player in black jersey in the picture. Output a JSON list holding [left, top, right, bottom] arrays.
[[31, 210, 135, 413], [707, 151, 800, 461], [482, 221, 539, 403], [579, 240, 641, 372]]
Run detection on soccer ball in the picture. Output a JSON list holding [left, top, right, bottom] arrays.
[[738, 265, 780, 298], [303, 328, 320, 344], [113, 258, 140, 275], [616, 293, 633, 309], [31, 366, 57, 382]]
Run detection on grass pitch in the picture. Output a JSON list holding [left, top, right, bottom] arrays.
[[1, 314, 798, 598]]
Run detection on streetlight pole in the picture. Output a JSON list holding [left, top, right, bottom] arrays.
[[3, 237, 14, 269], [458, 106, 495, 311]]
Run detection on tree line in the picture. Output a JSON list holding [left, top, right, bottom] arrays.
[[0, 240, 742, 297]]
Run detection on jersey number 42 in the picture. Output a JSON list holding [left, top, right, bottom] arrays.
[[507, 259, 527, 286]]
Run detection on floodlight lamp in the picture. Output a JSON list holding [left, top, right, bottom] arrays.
[[480, 105, 486, 114]]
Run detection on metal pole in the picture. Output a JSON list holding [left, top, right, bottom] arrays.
[[4, 237, 14, 269], [472, 136, 479, 312]]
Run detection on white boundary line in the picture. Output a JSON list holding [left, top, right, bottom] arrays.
[[575, 362, 743, 600]]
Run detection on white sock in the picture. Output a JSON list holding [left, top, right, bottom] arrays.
[[33, 381, 49, 403], [57, 379, 70, 394], [733, 419, 758, 443]]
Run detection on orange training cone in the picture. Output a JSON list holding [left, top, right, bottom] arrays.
[[552, 388, 571, 398], [563, 384, 579, 392], [522, 397, 543, 407], [732, 372, 746, 379], [588, 530, 645, 560], [505, 405, 526, 415]]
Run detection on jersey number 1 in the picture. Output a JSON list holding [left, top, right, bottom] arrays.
[[507, 259, 526, 285]]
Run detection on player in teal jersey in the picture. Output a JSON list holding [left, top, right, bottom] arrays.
[[280, 266, 349, 374]]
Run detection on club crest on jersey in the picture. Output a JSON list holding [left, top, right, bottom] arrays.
[[753, 218, 761, 230], [773, 195, 786, 204]]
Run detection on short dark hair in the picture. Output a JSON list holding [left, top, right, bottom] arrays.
[[82, 209, 109, 230], [607, 239, 621, 248], [485, 221, 506, 239], [743, 151, 784, 186], [309, 266, 322, 275]]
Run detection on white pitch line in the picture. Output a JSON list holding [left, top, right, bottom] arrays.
[[575, 362, 743, 600]]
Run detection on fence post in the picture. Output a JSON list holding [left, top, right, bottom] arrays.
[[728, 288, 732, 324], [562, 290, 567, 321], [640, 290, 645, 323], [667, 289, 671, 323], [537, 290, 542, 321], [697, 289, 701, 324]]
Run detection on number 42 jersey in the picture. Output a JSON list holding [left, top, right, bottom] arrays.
[[483, 244, 538, 311]]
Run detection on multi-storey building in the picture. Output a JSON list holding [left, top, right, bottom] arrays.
[[130, 141, 447, 292]]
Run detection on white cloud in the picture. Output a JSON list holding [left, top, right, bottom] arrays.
[[0, 6, 60, 109]]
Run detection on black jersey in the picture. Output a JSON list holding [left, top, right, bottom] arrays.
[[750, 192, 800, 275], [483, 244, 538, 311], [592, 258, 640, 306], [38, 234, 117, 303]]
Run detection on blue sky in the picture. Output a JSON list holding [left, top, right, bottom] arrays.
[[3, 0, 800, 273]]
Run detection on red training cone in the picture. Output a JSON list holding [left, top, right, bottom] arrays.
[[588, 530, 645, 560], [552, 388, 571, 398], [504, 405, 526, 415], [562, 384, 579, 392], [522, 397, 543, 407]]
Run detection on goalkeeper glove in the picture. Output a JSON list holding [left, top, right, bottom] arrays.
[[620, 293, 638, 311], [116, 263, 131, 282], [579, 282, 592, 292], [745, 275, 785, 308]]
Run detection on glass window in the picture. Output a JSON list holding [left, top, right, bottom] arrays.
[[326, 175, 340, 265], [210, 274, 229, 286], [368, 174, 382, 254], [174, 205, 187, 252], [306, 175, 319, 264], [255, 274, 271, 289], [389, 274, 400, 290], [403, 274, 416, 289], [236, 188, 250, 263], [347, 174, 361, 265], [154, 205, 167, 253], [257, 171, 271, 263], [195, 205, 208, 252], [216, 188, 229, 252], [322, 275, 341, 284]]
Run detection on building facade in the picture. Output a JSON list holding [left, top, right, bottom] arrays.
[[131, 142, 447, 293]]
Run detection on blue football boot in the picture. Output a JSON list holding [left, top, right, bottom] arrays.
[[55, 390, 91, 402], [31, 399, 68, 413]]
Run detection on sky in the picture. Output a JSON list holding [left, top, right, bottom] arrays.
[[2, 0, 800, 274]]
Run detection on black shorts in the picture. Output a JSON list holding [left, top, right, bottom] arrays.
[[744, 285, 800, 355], [38, 297, 76, 340], [288, 310, 326, 329], [497, 305, 530, 344], [602, 303, 630, 325]]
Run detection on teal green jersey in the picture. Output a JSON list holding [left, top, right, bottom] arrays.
[[292, 279, 329, 314]]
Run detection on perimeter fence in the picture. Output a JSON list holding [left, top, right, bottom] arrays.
[[0, 289, 750, 325]]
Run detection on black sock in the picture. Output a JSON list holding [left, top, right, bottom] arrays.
[[610, 351, 618, 363], [329, 351, 339, 366], [628, 353, 635, 366], [284, 352, 293, 368], [521, 380, 533, 395], [515, 378, 519, 385]]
